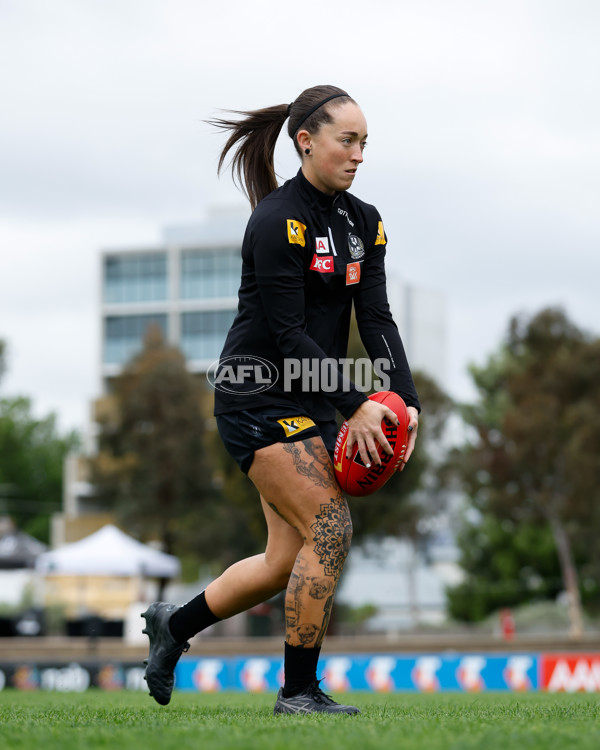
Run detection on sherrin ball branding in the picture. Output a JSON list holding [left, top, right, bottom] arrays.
[[333, 391, 410, 497]]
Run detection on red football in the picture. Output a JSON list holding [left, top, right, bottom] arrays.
[[333, 391, 410, 497]]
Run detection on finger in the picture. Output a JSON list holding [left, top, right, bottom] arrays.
[[345, 434, 352, 460], [356, 438, 374, 468], [363, 436, 381, 466], [383, 406, 400, 425], [402, 426, 418, 464], [377, 428, 394, 456]]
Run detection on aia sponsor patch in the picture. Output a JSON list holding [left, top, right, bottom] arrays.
[[287, 219, 306, 246], [277, 416, 316, 438], [310, 254, 334, 273], [346, 261, 361, 285], [315, 237, 329, 254]]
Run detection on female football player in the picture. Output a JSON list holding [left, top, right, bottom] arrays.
[[142, 84, 420, 714]]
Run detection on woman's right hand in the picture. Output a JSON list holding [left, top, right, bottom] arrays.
[[345, 399, 399, 468]]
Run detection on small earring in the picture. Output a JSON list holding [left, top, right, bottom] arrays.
[[304, 148, 311, 155]]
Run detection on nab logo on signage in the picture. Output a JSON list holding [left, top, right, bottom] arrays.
[[310, 254, 334, 273], [456, 656, 486, 692], [322, 657, 352, 692], [411, 656, 442, 692]]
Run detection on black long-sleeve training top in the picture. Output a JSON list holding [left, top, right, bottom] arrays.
[[213, 169, 420, 422]]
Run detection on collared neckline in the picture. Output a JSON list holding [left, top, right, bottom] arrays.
[[294, 168, 341, 210]]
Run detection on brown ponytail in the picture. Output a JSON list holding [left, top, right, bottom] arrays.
[[209, 85, 354, 211], [208, 104, 289, 211]]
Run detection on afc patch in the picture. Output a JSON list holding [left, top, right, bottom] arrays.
[[346, 262, 361, 285], [310, 254, 334, 273], [277, 416, 316, 438], [375, 221, 386, 245], [287, 219, 306, 246]]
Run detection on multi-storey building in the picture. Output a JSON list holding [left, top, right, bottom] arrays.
[[100, 209, 248, 390]]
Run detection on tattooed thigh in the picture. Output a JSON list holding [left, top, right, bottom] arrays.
[[282, 438, 341, 494]]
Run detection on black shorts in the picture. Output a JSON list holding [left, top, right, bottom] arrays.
[[216, 406, 339, 475]]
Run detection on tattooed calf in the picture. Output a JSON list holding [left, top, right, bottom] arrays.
[[285, 570, 305, 628], [310, 500, 353, 581], [295, 623, 320, 646], [316, 594, 334, 646], [307, 576, 334, 600]]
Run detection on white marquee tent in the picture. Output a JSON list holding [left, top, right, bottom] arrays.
[[35, 524, 180, 579]]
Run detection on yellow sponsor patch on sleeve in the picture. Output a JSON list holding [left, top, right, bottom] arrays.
[[375, 221, 386, 246], [277, 416, 316, 438], [287, 219, 307, 247]]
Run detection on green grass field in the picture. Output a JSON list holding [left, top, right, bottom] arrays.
[[1, 690, 599, 750]]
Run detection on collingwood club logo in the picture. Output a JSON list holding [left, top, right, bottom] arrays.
[[207, 355, 279, 394], [348, 235, 365, 259]]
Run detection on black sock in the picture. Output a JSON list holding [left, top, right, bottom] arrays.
[[168, 590, 221, 643], [282, 641, 321, 697]]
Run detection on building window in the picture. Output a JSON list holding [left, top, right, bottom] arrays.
[[180, 249, 240, 299], [104, 253, 168, 303], [181, 310, 237, 360], [104, 314, 168, 365]]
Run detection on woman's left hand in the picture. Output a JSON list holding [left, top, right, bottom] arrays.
[[399, 406, 419, 472]]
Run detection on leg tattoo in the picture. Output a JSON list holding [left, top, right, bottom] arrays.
[[285, 570, 304, 629], [285, 501, 352, 647], [307, 577, 334, 600], [296, 623, 319, 645], [310, 500, 353, 581], [283, 439, 340, 493], [316, 594, 334, 645]]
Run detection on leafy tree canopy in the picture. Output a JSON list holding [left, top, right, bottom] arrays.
[[448, 307, 600, 631], [92, 327, 215, 555], [0, 337, 79, 542]]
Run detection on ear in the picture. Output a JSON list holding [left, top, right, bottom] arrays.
[[296, 129, 312, 153]]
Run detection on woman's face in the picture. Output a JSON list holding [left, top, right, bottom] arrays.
[[299, 102, 368, 195]]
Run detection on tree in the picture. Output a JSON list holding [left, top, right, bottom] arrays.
[[0, 339, 6, 384], [0, 337, 79, 541], [447, 516, 564, 622], [449, 308, 600, 636], [91, 328, 213, 572], [91, 327, 270, 592]]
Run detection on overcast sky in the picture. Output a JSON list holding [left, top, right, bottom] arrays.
[[1, 0, 599, 433]]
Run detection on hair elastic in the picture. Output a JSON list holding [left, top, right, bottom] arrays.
[[293, 92, 349, 134]]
